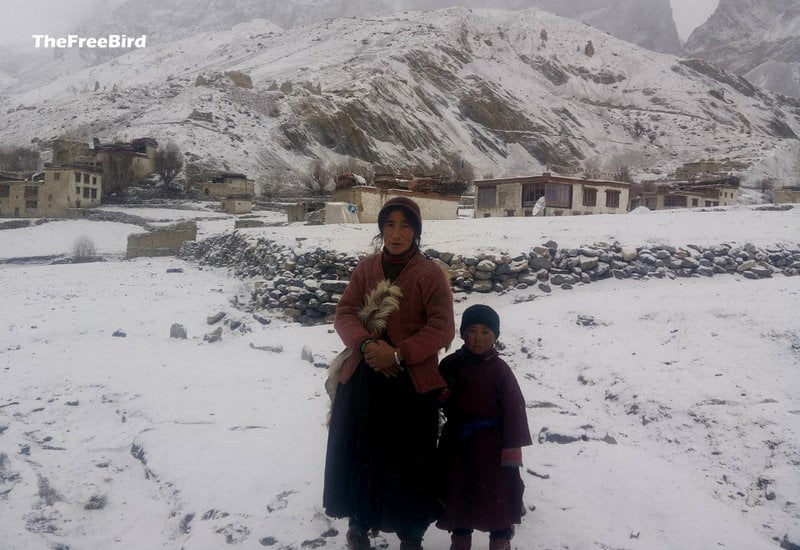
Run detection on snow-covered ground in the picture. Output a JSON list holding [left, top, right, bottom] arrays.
[[1, 205, 799, 550]]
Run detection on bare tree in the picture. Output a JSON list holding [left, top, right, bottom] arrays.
[[259, 167, 290, 199], [105, 155, 135, 197], [0, 146, 40, 172], [583, 157, 601, 179], [304, 159, 333, 196], [758, 177, 776, 202], [155, 142, 184, 192]]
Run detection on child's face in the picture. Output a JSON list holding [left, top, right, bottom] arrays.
[[463, 323, 497, 355]]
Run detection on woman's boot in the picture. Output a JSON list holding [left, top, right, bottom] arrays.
[[345, 527, 370, 550]]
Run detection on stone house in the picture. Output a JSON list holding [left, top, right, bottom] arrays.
[[473, 173, 631, 218], [221, 198, 253, 214], [93, 137, 158, 181], [674, 160, 723, 180], [774, 186, 800, 204], [333, 186, 460, 223], [631, 177, 740, 210], [0, 164, 102, 218], [195, 172, 255, 198]]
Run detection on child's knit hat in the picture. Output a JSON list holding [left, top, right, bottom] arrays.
[[460, 304, 500, 338]]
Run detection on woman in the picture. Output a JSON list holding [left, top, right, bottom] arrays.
[[324, 197, 455, 550]]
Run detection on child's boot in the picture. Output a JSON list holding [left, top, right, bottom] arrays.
[[449, 531, 472, 550], [489, 538, 511, 550]]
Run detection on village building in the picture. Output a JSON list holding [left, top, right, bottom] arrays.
[[221, 198, 253, 214], [674, 160, 723, 180], [195, 172, 255, 198], [631, 177, 740, 210], [0, 164, 102, 218], [774, 186, 800, 204], [473, 173, 632, 217], [334, 186, 461, 223], [93, 137, 158, 181]]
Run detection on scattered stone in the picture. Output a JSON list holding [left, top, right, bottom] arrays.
[[112, 329, 126, 338], [207, 311, 226, 325], [203, 327, 223, 343], [249, 343, 284, 353], [166, 268, 184, 273], [259, 537, 277, 546], [170, 323, 188, 339], [253, 314, 272, 325], [84, 494, 107, 510], [537, 283, 551, 293], [576, 315, 596, 326], [301, 346, 314, 363], [65, 400, 79, 406]]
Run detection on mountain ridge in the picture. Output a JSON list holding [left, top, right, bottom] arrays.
[[1, 8, 797, 187]]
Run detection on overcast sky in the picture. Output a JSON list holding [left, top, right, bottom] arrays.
[[0, 0, 720, 47]]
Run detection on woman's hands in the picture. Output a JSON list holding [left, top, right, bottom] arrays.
[[363, 340, 404, 377]]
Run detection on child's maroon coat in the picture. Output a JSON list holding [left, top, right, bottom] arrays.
[[436, 347, 532, 532]]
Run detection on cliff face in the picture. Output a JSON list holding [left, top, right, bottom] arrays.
[[685, 0, 800, 98]]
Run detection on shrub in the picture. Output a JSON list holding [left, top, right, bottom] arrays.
[[71, 235, 97, 261]]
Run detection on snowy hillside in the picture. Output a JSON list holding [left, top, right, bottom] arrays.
[[685, 0, 800, 99], [1, 205, 798, 550], [1, 8, 798, 186]]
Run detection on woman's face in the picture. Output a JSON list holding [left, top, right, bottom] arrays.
[[463, 324, 496, 355], [382, 209, 416, 255]]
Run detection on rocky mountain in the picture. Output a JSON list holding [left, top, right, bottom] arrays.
[[0, 8, 797, 186], [684, 0, 800, 99], [524, 0, 683, 55], [0, 0, 683, 94], [84, 0, 683, 54]]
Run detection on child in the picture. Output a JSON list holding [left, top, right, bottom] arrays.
[[436, 304, 532, 550]]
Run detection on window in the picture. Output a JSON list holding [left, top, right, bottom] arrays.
[[664, 195, 687, 208], [92, 176, 97, 185], [705, 200, 712, 207], [53, 172, 60, 181], [582, 188, 597, 207], [477, 186, 497, 208], [83, 188, 91, 198], [76, 186, 80, 194], [505, 209, 515, 217], [524, 210, 532, 217], [691, 198, 699, 207], [75, 172, 81, 183], [0, 185, 9, 198], [83, 173, 90, 184], [25, 200, 38, 210], [24, 186, 38, 198], [605, 190, 621, 208], [91, 189, 97, 199], [522, 183, 546, 206], [483, 213, 491, 218], [545, 183, 572, 208]]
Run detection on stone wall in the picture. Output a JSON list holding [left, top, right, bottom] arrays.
[[178, 232, 800, 325], [127, 221, 197, 258]]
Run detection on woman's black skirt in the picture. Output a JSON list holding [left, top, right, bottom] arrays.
[[323, 359, 440, 532]]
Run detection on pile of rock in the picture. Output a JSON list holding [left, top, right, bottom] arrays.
[[179, 233, 799, 325]]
